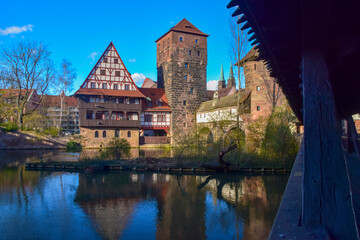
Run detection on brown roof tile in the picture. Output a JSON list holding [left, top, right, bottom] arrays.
[[74, 88, 146, 98], [141, 78, 157, 88], [139, 88, 171, 112]]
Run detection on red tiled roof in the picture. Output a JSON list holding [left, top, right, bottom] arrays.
[[139, 88, 171, 112], [0, 89, 35, 98], [218, 86, 236, 99], [75, 88, 146, 98], [155, 18, 209, 42], [141, 78, 157, 88], [207, 90, 215, 100], [42, 95, 77, 107]]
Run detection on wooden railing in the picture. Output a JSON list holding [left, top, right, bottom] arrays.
[[140, 136, 171, 144]]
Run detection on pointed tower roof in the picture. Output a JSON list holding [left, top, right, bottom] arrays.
[[75, 42, 145, 98], [228, 65, 234, 79], [219, 64, 225, 81], [155, 18, 209, 42]]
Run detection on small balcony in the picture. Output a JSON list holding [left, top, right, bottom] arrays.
[[79, 119, 140, 128]]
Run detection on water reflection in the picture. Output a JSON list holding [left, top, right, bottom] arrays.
[[0, 151, 288, 240]]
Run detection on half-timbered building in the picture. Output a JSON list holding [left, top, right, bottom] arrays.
[[75, 42, 146, 147]]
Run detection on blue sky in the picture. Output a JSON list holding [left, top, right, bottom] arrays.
[[1, 0, 242, 94]]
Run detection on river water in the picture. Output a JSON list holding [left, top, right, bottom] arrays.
[[0, 150, 289, 240]]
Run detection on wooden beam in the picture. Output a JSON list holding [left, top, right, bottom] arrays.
[[302, 50, 359, 239], [346, 116, 360, 156]]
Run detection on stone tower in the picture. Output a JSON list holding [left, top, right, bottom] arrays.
[[218, 65, 226, 90], [227, 65, 236, 88], [156, 18, 209, 137]]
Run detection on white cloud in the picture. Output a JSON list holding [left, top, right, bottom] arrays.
[[128, 58, 136, 63], [131, 73, 146, 86], [0, 24, 33, 36], [207, 80, 218, 91], [88, 52, 100, 62], [170, 21, 174, 24]]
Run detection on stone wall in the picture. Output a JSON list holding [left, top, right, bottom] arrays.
[[157, 31, 208, 140], [244, 60, 286, 121], [80, 127, 139, 148]]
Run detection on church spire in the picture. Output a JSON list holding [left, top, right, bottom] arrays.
[[227, 64, 236, 88], [218, 64, 226, 90]]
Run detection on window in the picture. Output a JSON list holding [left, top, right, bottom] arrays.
[[118, 97, 124, 103], [146, 100, 153, 107], [195, 39, 198, 44], [115, 71, 120, 76], [180, 37, 183, 42], [103, 131, 106, 138], [104, 58, 108, 63], [130, 98, 135, 104], [102, 83, 107, 89], [113, 84, 118, 90], [127, 131, 131, 138], [184, 63, 188, 68], [183, 123, 186, 127], [190, 88, 193, 94], [125, 84, 130, 90], [86, 111, 93, 119], [157, 114, 166, 122], [256, 86, 260, 91], [197, 51, 200, 56], [254, 64, 256, 70], [95, 131, 99, 138], [189, 51, 191, 55], [183, 100, 186, 106], [135, 98, 140, 104], [96, 112, 104, 119], [145, 115, 152, 122], [115, 129, 119, 138], [114, 59, 118, 63], [104, 112, 109, 120], [91, 82, 96, 88], [100, 69, 106, 75], [257, 106, 260, 111], [184, 75, 187, 80]]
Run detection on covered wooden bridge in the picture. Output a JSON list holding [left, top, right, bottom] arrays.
[[227, 0, 360, 239]]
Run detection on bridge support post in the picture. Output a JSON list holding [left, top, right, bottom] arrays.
[[302, 50, 359, 239]]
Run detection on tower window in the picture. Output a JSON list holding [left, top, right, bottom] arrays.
[[95, 131, 99, 138], [115, 129, 119, 138], [257, 106, 260, 111], [184, 63, 188, 68], [254, 64, 257, 70], [180, 37, 183, 42], [102, 83, 107, 89], [115, 71, 120, 76], [183, 100, 186, 106], [184, 75, 187, 80], [100, 70, 106, 75], [189, 51, 191, 55], [190, 88, 193, 94], [127, 131, 131, 138], [114, 59, 118, 63], [104, 58, 108, 63], [113, 84, 118, 90], [91, 82, 96, 89], [197, 51, 200, 56], [103, 131, 106, 138], [183, 123, 186, 127], [195, 39, 198, 44], [257, 86, 260, 91]]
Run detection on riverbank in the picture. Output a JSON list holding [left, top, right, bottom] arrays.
[[25, 158, 292, 173]]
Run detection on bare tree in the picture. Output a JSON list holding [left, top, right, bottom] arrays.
[[0, 41, 55, 129], [57, 59, 76, 132], [228, 15, 250, 139]]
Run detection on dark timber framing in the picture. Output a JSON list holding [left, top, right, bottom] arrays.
[[227, 0, 360, 238]]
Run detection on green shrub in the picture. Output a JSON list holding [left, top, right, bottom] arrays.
[[0, 122, 19, 132], [66, 140, 82, 152], [100, 138, 131, 160], [43, 127, 59, 136]]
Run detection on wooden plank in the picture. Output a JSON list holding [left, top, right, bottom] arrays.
[[302, 50, 359, 239]]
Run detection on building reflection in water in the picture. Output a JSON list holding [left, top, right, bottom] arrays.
[[0, 150, 288, 240]]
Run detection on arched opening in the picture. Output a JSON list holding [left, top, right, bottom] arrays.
[[224, 127, 245, 148], [95, 131, 99, 138], [103, 131, 106, 138], [199, 127, 214, 143], [115, 129, 119, 138]]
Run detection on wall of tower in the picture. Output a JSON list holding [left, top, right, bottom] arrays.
[[157, 31, 207, 138], [244, 60, 285, 120]]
